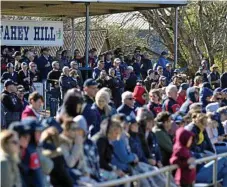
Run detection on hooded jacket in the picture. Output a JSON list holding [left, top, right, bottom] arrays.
[[133, 85, 146, 108], [180, 87, 197, 114], [199, 87, 213, 112], [170, 127, 196, 185]]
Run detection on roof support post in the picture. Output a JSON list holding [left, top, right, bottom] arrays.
[[71, 17, 75, 58], [85, 2, 90, 79], [174, 6, 178, 70]]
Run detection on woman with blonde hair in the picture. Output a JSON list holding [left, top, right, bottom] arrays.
[[0, 130, 22, 187], [91, 90, 116, 135]]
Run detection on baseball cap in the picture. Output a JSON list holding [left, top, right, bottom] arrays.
[[6, 63, 14, 68], [206, 102, 219, 113], [21, 62, 28, 66], [166, 63, 172, 67], [179, 83, 189, 91], [83, 78, 98, 87], [161, 51, 168, 56], [4, 79, 17, 87], [126, 116, 137, 124], [41, 117, 63, 134], [9, 121, 31, 135], [213, 87, 222, 95], [21, 117, 44, 132], [172, 114, 184, 124], [12, 51, 21, 57]]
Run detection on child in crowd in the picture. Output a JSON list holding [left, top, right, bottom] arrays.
[[170, 127, 196, 187]]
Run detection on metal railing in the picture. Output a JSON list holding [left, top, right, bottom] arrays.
[[97, 152, 227, 187]]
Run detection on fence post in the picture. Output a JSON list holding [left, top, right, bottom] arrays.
[[213, 157, 218, 187], [165, 170, 171, 187]]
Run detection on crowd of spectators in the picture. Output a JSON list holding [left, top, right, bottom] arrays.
[[1, 45, 227, 187]]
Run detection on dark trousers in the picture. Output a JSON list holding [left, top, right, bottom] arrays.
[[49, 88, 61, 117]]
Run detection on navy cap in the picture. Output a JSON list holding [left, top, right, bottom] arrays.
[[172, 114, 184, 124], [21, 117, 44, 132], [6, 63, 14, 68], [126, 116, 137, 124], [161, 51, 168, 56], [166, 63, 172, 67], [4, 79, 17, 87], [41, 117, 63, 134], [214, 87, 222, 95], [174, 69, 180, 73], [180, 83, 189, 91], [83, 78, 97, 87], [222, 88, 227, 94], [9, 121, 31, 135]]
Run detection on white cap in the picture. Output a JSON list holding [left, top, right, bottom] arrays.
[[206, 102, 219, 113]]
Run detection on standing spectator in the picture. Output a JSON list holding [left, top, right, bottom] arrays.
[[193, 75, 203, 87], [47, 61, 62, 116], [140, 52, 153, 80], [0, 130, 22, 187], [208, 64, 220, 89], [220, 72, 227, 89], [21, 49, 30, 65], [17, 85, 29, 111], [177, 83, 189, 106], [155, 51, 169, 70], [158, 76, 167, 88], [144, 69, 155, 92], [21, 92, 44, 120], [170, 127, 196, 187], [153, 112, 173, 166], [18, 62, 32, 99], [37, 47, 53, 81], [117, 91, 136, 118], [125, 53, 134, 66], [132, 55, 142, 80], [164, 63, 174, 83], [1, 80, 23, 128], [113, 58, 124, 80], [92, 60, 105, 80], [61, 50, 70, 67], [104, 52, 113, 73], [157, 66, 164, 77], [70, 61, 83, 85], [96, 70, 109, 89], [29, 62, 41, 83], [124, 66, 137, 92], [199, 87, 213, 112], [53, 50, 63, 69], [59, 66, 77, 100], [72, 49, 82, 66], [147, 89, 162, 118], [1, 63, 18, 83], [162, 85, 180, 114], [12, 51, 22, 71]]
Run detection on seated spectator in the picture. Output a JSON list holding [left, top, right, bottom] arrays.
[[1, 63, 18, 83], [147, 89, 162, 117], [96, 70, 109, 89], [133, 84, 147, 109], [92, 60, 104, 80], [21, 92, 44, 120], [162, 85, 180, 114], [177, 83, 189, 106], [217, 106, 227, 134], [124, 66, 137, 92], [0, 130, 22, 187], [156, 66, 164, 78], [117, 91, 136, 118], [170, 127, 196, 187], [1, 79, 23, 128], [199, 87, 213, 112], [144, 69, 155, 92], [153, 112, 173, 166], [180, 87, 200, 114], [158, 76, 167, 88], [113, 58, 124, 80], [91, 90, 116, 135]]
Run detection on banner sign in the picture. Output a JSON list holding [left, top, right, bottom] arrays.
[[1, 20, 63, 46]]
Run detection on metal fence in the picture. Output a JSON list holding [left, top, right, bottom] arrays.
[[97, 152, 227, 187]]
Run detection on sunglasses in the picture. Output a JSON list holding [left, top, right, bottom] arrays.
[[127, 98, 134, 100]]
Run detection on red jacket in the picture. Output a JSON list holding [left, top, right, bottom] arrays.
[[177, 93, 186, 106], [21, 106, 37, 119], [170, 127, 196, 185]]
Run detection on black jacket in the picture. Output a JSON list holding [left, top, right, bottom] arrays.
[[59, 74, 77, 99]]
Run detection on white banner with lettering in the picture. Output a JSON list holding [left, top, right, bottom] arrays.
[[1, 20, 63, 46]]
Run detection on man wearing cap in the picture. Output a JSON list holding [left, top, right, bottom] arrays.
[[82, 78, 99, 133], [1, 63, 18, 83], [17, 85, 29, 110], [208, 64, 220, 89], [37, 47, 53, 81], [177, 83, 189, 106], [1, 79, 23, 127], [163, 63, 174, 83]]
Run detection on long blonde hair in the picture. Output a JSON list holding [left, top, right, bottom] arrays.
[[95, 90, 112, 116]]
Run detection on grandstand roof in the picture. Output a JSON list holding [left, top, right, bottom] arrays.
[[1, 0, 187, 18]]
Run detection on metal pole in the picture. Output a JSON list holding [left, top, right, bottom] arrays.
[[174, 6, 178, 70], [165, 171, 171, 187], [71, 17, 75, 58], [213, 158, 218, 187], [85, 2, 90, 79]]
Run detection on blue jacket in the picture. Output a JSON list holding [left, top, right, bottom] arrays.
[[117, 104, 136, 118], [59, 74, 77, 99], [129, 131, 148, 163], [1, 71, 18, 83], [155, 56, 168, 70], [111, 138, 136, 172], [37, 55, 53, 80], [104, 61, 112, 73], [92, 67, 101, 80], [147, 132, 162, 162], [199, 87, 213, 112], [132, 62, 141, 77], [180, 87, 197, 114]]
